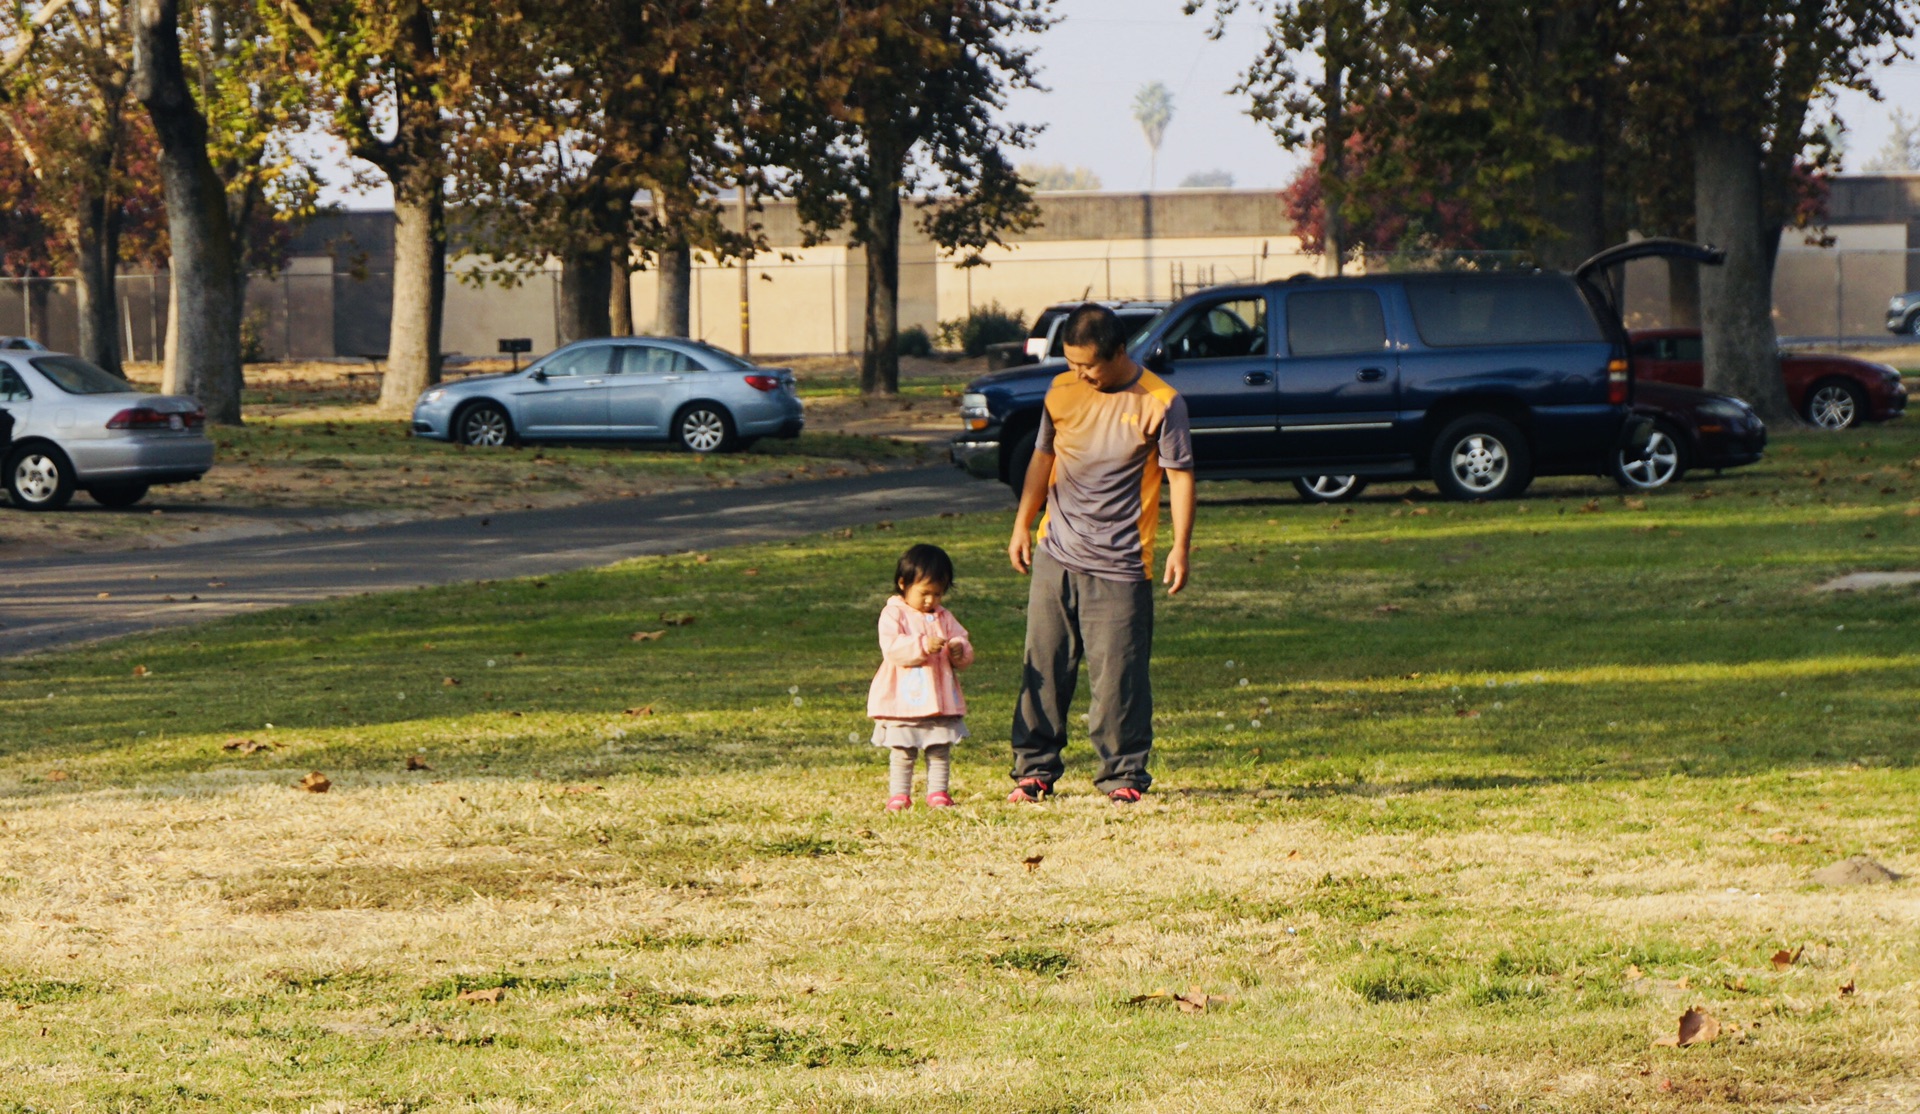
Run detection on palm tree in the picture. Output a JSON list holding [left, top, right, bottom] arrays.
[[1133, 81, 1174, 191]]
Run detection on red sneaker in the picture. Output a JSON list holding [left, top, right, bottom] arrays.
[[1107, 787, 1143, 805], [1006, 778, 1053, 804], [925, 791, 954, 808], [885, 794, 912, 812]]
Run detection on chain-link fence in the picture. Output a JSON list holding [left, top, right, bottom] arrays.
[[6, 247, 1915, 362]]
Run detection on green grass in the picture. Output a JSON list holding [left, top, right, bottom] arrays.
[[1, 426, 1917, 1110]]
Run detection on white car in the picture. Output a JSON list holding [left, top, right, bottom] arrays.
[[0, 351, 214, 510]]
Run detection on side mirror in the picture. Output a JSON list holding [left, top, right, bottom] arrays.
[[1143, 343, 1170, 373], [530, 368, 547, 382]]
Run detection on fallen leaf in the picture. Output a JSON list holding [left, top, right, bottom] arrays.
[[442, 676, 460, 687], [223, 737, 278, 755], [457, 987, 503, 1003], [1770, 946, 1803, 972], [297, 771, 332, 794], [562, 785, 602, 795], [1674, 976, 1691, 990], [1839, 979, 1856, 997], [629, 630, 666, 642], [659, 613, 696, 627], [1652, 1006, 1720, 1047], [624, 705, 655, 716], [1455, 708, 1481, 718], [131, 665, 149, 678], [1410, 507, 1430, 516], [405, 755, 432, 771], [207, 580, 226, 588], [1623, 497, 1647, 511], [743, 568, 760, 576], [1624, 965, 1644, 981], [1374, 603, 1403, 614], [96, 592, 111, 599], [1022, 854, 1044, 873], [1578, 499, 1602, 514], [46, 770, 70, 782], [694, 554, 710, 563], [1286, 849, 1303, 861]]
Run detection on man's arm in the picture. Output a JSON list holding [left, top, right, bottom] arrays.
[[1163, 467, 1194, 594], [1007, 448, 1054, 574]]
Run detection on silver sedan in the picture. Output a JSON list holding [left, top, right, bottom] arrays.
[[1, 352, 214, 510], [410, 337, 805, 452]]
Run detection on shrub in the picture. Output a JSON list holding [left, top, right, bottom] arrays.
[[938, 302, 1027, 357], [894, 325, 933, 357], [239, 309, 271, 364]]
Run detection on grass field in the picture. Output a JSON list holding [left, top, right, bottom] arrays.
[[1, 424, 1917, 1111]]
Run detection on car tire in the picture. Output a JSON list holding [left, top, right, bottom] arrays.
[[5, 444, 77, 511], [1907, 313, 1920, 338], [1611, 421, 1687, 491], [1803, 378, 1866, 430], [673, 403, 737, 453], [89, 483, 150, 508], [455, 401, 515, 447], [1429, 414, 1532, 501], [1292, 475, 1368, 503], [1005, 426, 1039, 493]]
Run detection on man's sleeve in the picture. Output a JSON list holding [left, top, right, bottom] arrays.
[[1158, 394, 1194, 470], [1035, 402, 1056, 455]]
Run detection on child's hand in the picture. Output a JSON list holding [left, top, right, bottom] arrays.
[[924, 634, 948, 654]]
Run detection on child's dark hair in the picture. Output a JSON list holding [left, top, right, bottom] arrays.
[[894, 543, 955, 593]]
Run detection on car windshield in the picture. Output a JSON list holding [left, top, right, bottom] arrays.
[[31, 355, 136, 395]]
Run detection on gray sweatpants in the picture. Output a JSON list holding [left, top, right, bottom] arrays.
[[1010, 548, 1155, 792]]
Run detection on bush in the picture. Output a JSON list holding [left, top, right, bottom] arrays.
[[893, 325, 933, 358], [239, 309, 271, 364], [938, 302, 1027, 358]]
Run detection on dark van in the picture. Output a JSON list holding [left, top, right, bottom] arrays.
[[951, 240, 1723, 501]]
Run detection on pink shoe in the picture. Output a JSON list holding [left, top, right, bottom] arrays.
[[926, 791, 954, 808], [885, 794, 912, 812]]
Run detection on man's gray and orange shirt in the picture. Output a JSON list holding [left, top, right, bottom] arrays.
[[1035, 367, 1194, 581]]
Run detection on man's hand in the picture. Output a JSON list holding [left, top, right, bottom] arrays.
[[1008, 529, 1033, 574], [1163, 545, 1190, 595]]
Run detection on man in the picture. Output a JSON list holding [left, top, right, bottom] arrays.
[[1006, 302, 1195, 805]]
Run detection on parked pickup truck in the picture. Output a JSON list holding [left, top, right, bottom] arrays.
[[951, 240, 1725, 501]]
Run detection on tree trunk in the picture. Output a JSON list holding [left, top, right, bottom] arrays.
[[24, 279, 52, 348], [1693, 125, 1794, 425], [161, 264, 181, 392], [558, 244, 613, 344], [657, 237, 691, 338], [132, 0, 243, 424], [380, 180, 445, 412], [609, 234, 633, 336], [71, 195, 124, 377], [859, 164, 902, 396], [1322, 14, 1345, 275], [1666, 255, 1700, 327]]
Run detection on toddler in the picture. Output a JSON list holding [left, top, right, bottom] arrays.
[[867, 543, 973, 810]]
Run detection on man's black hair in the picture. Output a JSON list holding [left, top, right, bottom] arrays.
[[1060, 302, 1127, 360], [894, 543, 955, 593]]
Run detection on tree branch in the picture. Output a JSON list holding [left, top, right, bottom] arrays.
[[0, 0, 78, 87]]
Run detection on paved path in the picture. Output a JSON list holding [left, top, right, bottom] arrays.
[[0, 467, 1011, 658]]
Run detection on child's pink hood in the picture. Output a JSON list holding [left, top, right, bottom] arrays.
[[866, 596, 973, 720]]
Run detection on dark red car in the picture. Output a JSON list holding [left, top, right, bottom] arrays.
[[1629, 329, 1907, 430]]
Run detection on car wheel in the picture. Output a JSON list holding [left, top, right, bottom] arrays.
[[89, 483, 150, 508], [1612, 422, 1686, 491], [5, 444, 76, 511], [455, 402, 514, 447], [1429, 414, 1532, 501], [1292, 475, 1368, 503], [1907, 313, 1920, 338], [673, 403, 737, 453], [1005, 427, 1038, 493], [1804, 379, 1865, 430]]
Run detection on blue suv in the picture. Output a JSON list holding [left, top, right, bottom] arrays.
[[952, 240, 1723, 501]]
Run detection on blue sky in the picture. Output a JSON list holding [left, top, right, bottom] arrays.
[[321, 0, 1920, 209]]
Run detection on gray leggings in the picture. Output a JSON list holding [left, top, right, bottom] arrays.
[[889, 745, 951, 797]]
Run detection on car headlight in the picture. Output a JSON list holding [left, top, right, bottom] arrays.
[[1893, 296, 1908, 312], [423, 389, 447, 404], [960, 392, 992, 431], [1698, 399, 1751, 423]]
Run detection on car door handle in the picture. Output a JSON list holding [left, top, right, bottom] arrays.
[[661, 375, 682, 382], [584, 378, 604, 386], [1356, 367, 1387, 382], [1243, 371, 1271, 386]]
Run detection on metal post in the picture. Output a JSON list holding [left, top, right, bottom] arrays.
[[1835, 250, 1844, 348], [737, 183, 751, 357]]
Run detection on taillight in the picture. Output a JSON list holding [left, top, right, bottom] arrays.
[[743, 374, 781, 392], [1607, 358, 1630, 405], [106, 406, 202, 430]]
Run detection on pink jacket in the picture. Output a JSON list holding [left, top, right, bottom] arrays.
[[866, 596, 973, 720]]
